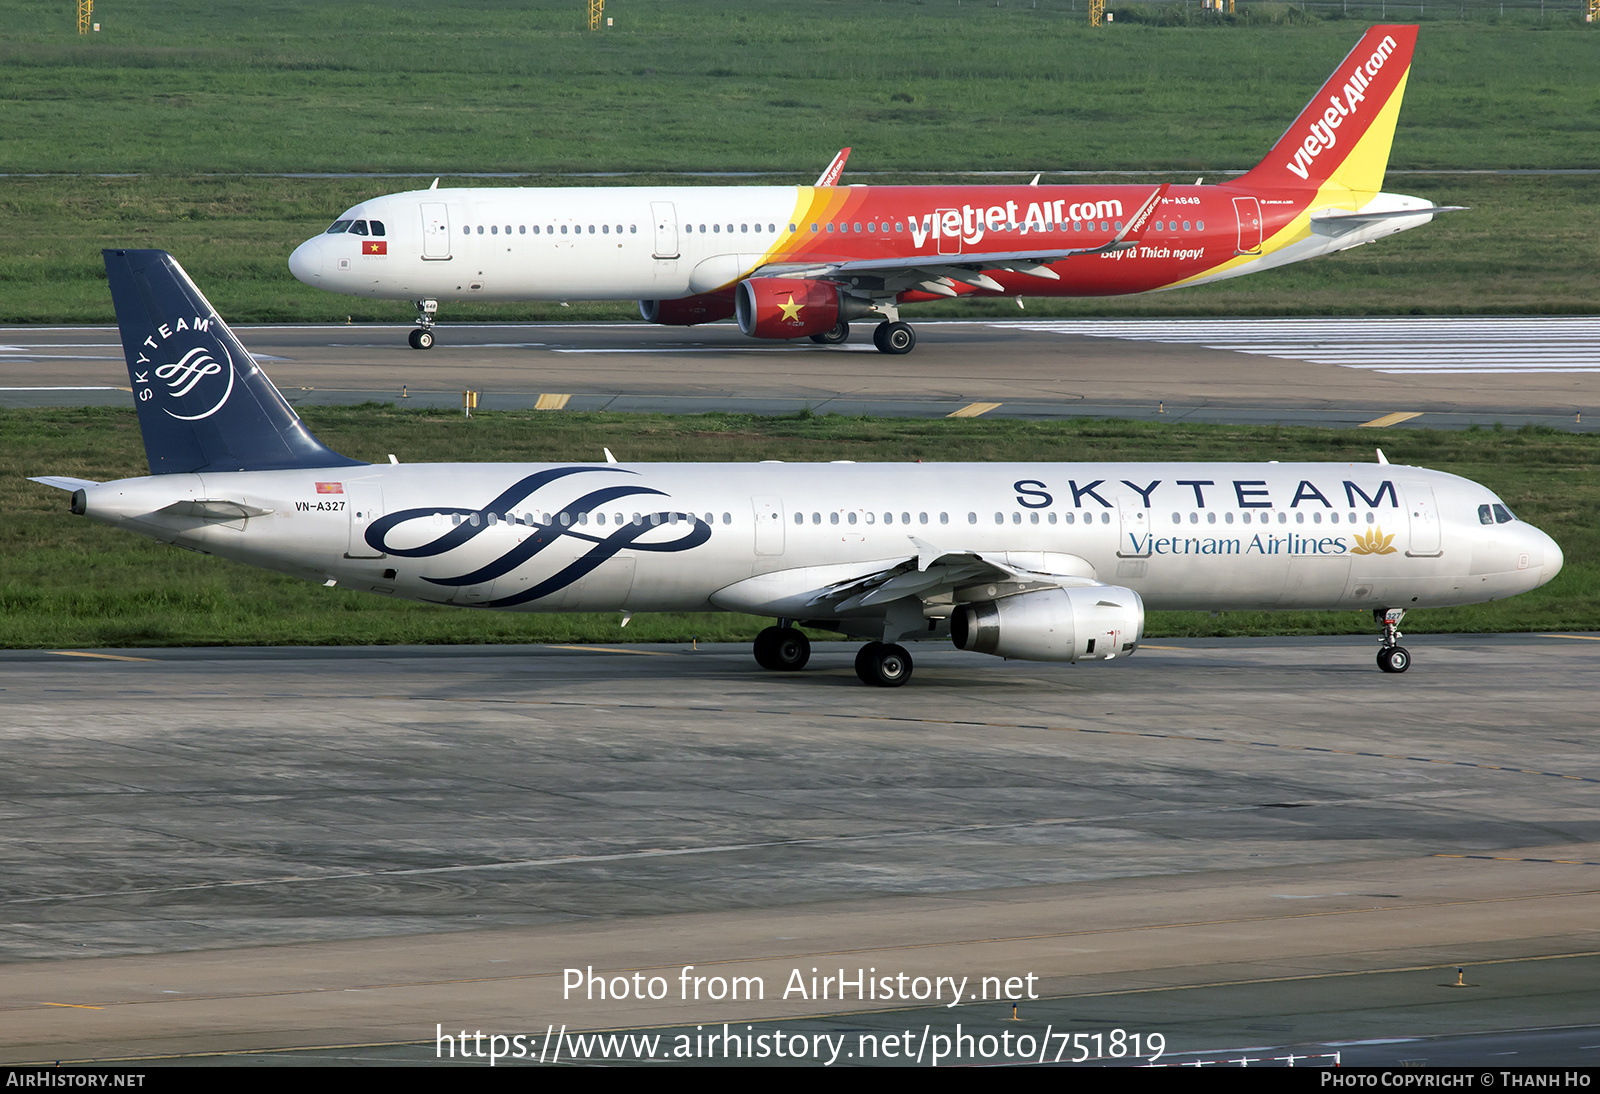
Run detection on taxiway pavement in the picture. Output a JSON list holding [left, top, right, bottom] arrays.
[[2, 636, 1598, 1064], [4, 318, 1598, 430]]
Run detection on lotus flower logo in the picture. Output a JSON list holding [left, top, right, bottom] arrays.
[[1350, 526, 1397, 555]]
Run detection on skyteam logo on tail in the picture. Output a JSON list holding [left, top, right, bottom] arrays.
[[131, 315, 236, 421]]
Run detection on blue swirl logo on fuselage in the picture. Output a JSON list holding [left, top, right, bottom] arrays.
[[362, 467, 711, 608]]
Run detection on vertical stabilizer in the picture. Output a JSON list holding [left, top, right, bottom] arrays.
[[103, 249, 363, 475], [1236, 26, 1418, 199]]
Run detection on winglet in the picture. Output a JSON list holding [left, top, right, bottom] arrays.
[[1114, 184, 1167, 248], [815, 148, 852, 187]]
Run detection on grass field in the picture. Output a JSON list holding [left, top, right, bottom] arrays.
[[5, 408, 1596, 648], [0, 2, 1596, 321], [3, 1, 1595, 174]]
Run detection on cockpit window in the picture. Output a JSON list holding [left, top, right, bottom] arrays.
[[1493, 503, 1515, 524], [350, 220, 369, 236], [1478, 504, 1494, 526], [369, 220, 385, 237], [325, 220, 352, 234]]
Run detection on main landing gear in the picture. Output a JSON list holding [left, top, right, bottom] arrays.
[[1375, 607, 1411, 673], [855, 641, 913, 687], [750, 627, 914, 686], [809, 321, 849, 345], [872, 321, 916, 355], [804, 321, 916, 354], [408, 299, 438, 350], [753, 625, 810, 671]]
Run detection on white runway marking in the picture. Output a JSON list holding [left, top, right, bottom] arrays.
[[1006, 318, 1600, 375]]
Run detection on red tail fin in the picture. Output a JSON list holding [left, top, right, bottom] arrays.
[[1238, 26, 1418, 197]]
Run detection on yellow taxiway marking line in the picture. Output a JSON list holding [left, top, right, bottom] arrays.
[[947, 401, 1001, 418], [41, 1002, 104, 1010], [544, 644, 672, 656], [1357, 411, 1422, 428], [1138, 644, 1188, 651], [534, 393, 571, 410], [1542, 633, 1600, 641], [51, 651, 156, 662]]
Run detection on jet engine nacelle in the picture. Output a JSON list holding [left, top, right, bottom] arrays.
[[951, 585, 1145, 663], [639, 294, 735, 326], [735, 277, 843, 340]]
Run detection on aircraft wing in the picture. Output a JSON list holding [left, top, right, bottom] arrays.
[[711, 540, 1101, 625], [758, 185, 1167, 296]]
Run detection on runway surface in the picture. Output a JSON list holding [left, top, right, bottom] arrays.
[[4, 317, 1598, 430], [3, 636, 1598, 1065]]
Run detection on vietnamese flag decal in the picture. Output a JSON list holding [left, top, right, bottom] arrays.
[[363, 240, 387, 255], [315, 482, 344, 494]]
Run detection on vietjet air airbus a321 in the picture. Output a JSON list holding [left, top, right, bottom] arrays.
[[288, 25, 1455, 354], [34, 251, 1559, 685]]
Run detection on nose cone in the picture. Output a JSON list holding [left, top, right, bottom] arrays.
[[288, 237, 324, 285], [1538, 529, 1564, 589]]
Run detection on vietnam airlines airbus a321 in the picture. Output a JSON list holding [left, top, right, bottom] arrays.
[[288, 25, 1455, 354], [32, 250, 1558, 685]]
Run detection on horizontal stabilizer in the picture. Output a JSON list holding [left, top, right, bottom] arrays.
[[157, 499, 276, 521], [29, 476, 100, 492], [1309, 204, 1465, 236]]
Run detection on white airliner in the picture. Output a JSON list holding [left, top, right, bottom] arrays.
[[35, 251, 1560, 684], [285, 26, 1459, 355]]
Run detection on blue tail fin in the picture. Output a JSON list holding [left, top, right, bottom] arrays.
[[103, 249, 364, 475]]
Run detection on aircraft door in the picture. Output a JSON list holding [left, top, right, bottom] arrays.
[[936, 208, 962, 255], [650, 201, 681, 260], [1403, 483, 1443, 557], [1116, 494, 1151, 558], [753, 495, 785, 556], [1233, 197, 1263, 256], [346, 484, 385, 558], [421, 203, 452, 260]]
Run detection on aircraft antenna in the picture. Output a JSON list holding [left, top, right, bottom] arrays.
[[77, 0, 92, 34], [1089, 0, 1104, 26], [587, 0, 604, 31]]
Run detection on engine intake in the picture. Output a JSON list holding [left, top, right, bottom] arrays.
[[951, 585, 1144, 662], [735, 277, 844, 340]]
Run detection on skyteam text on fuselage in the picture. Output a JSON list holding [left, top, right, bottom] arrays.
[[32, 250, 1559, 685], [288, 26, 1457, 355]]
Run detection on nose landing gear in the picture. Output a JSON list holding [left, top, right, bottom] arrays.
[[409, 299, 438, 349], [1375, 607, 1410, 673]]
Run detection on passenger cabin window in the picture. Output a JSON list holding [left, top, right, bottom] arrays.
[[326, 220, 353, 234]]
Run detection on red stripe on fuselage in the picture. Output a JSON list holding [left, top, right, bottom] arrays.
[[769, 184, 1313, 296]]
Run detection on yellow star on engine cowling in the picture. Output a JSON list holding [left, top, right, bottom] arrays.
[[778, 294, 803, 323]]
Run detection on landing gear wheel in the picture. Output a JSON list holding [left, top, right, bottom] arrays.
[[408, 328, 435, 350], [872, 321, 916, 355], [1377, 646, 1411, 674], [809, 321, 849, 345], [855, 641, 913, 687], [754, 626, 810, 671]]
